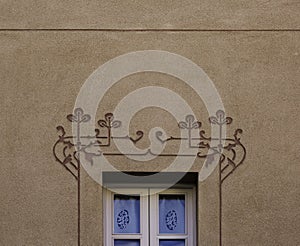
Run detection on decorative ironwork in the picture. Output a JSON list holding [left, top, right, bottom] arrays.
[[165, 210, 178, 230], [117, 210, 130, 230], [53, 108, 246, 246]]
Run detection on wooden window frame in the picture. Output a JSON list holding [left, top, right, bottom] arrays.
[[104, 187, 196, 246], [104, 188, 149, 246], [150, 188, 196, 246]]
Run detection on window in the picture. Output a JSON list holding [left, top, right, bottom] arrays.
[[105, 189, 149, 245], [104, 187, 196, 246]]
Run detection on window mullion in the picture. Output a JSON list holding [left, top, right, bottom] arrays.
[[149, 190, 158, 246]]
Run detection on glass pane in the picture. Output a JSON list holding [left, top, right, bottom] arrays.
[[114, 194, 140, 233], [159, 239, 185, 246], [114, 239, 140, 246], [159, 194, 185, 234]]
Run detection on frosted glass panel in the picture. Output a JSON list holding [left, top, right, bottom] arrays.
[[159, 239, 185, 246], [159, 194, 185, 234], [114, 194, 140, 233], [114, 239, 140, 246]]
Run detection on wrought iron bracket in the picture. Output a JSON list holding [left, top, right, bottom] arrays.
[[53, 108, 246, 246]]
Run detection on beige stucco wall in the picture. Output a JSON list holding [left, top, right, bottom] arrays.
[[0, 2, 299, 246]]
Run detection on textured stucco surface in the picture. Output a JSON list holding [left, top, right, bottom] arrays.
[[0, 3, 299, 246], [0, 1, 300, 29]]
